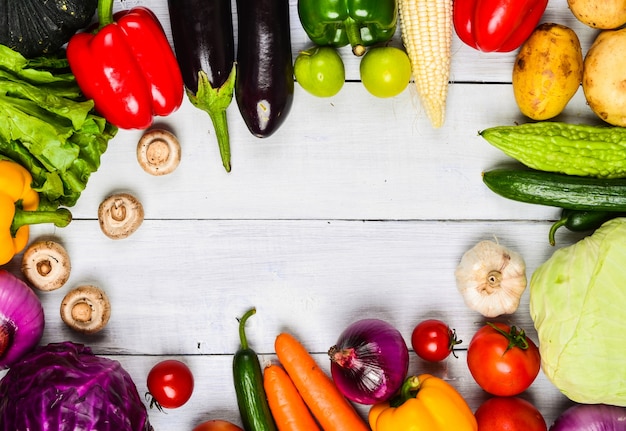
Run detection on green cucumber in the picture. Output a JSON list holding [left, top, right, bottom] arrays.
[[482, 168, 626, 211], [480, 122, 626, 179], [233, 308, 277, 431]]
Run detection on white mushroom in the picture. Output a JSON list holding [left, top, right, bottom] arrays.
[[137, 129, 181, 175], [60, 285, 111, 334], [21, 240, 71, 291], [98, 192, 144, 239]]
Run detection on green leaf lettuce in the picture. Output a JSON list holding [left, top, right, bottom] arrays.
[[0, 44, 117, 208]]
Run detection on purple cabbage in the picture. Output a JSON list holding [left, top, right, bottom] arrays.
[[550, 404, 626, 431], [0, 341, 153, 431]]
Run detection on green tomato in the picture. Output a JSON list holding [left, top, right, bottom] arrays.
[[294, 46, 345, 97], [360, 46, 411, 98]]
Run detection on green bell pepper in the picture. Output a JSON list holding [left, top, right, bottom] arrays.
[[297, 0, 398, 56]]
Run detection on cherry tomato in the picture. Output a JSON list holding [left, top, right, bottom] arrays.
[[467, 322, 540, 396], [146, 359, 194, 409], [192, 420, 244, 431], [410, 319, 462, 362], [475, 397, 547, 431]]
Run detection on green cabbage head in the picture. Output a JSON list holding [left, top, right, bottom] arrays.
[[530, 217, 626, 406]]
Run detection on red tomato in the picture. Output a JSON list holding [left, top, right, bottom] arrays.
[[467, 322, 540, 396], [192, 420, 244, 431], [475, 397, 547, 431], [411, 319, 461, 362], [146, 359, 194, 409]]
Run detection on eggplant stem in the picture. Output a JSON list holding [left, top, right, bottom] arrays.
[[187, 65, 236, 172]]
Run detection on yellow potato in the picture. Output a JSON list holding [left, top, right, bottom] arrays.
[[512, 23, 583, 121], [583, 28, 626, 127], [568, 0, 626, 29]]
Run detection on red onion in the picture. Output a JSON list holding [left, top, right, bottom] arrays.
[[550, 404, 626, 431], [328, 318, 409, 405], [0, 270, 45, 369]]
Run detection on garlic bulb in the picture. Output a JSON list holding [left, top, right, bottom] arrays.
[[455, 240, 527, 317]]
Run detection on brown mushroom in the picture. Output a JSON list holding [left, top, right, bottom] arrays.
[[21, 240, 71, 291], [98, 192, 144, 239], [137, 129, 181, 175], [60, 285, 111, 334]]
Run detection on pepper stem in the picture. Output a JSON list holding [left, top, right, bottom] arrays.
[[548, 216, 568, 246], [11, 207, 72, 237], [237, 308, 256, 350], [97, 0, 116, 29], [344, 18, 366, 56], [389, 376, 421, 408], [187, 65, 236, 172]]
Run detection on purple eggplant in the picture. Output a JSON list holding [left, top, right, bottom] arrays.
[[168, 0, 236, 172], [235, 0, 294, 138]]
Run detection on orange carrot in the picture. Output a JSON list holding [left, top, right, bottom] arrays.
[[274, 332, 369, 431], [263, 363, 321, 431]]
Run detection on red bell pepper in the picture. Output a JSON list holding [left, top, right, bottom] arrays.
[[453, 0, 548, 52], [67, 0, 184, 129]]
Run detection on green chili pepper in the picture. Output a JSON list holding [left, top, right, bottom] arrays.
[[549, 208, 626, 246]]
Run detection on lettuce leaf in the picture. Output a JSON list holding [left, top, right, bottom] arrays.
[[0, 44, 117, 208]]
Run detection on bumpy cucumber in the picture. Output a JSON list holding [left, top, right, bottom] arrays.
[[480, 122, 626, 179], [482, 168, 626, 211]]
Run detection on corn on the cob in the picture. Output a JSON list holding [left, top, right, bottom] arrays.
[[399, 0, 453, 128]]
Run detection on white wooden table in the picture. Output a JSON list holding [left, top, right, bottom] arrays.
[[2, 0, 603, 428]]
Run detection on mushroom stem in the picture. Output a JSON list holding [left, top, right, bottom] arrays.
[[71, 302, 93, 323], [37, 260, 52, 277]]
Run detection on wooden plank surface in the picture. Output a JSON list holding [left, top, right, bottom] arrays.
[[0, 0, 605, 429]]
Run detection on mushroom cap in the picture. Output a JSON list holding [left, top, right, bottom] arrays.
[[21, 240, 71, 291], [137, 129, 181, 176], [98, 192, 144, 240], [60, 285, 111, 334]]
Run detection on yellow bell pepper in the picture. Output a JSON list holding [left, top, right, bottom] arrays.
[[0, 159, 72, 265], [369, 374, 478, 431]]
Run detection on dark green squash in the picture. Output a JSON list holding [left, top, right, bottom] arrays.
[[0, 0, 97, 58]]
